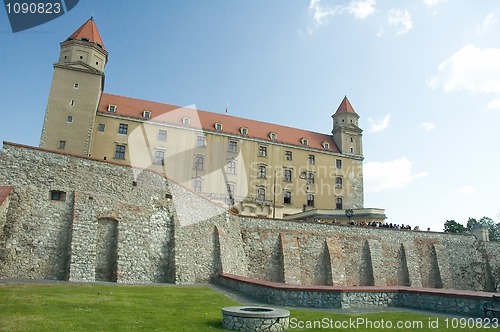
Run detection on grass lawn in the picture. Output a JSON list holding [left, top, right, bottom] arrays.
[[0, 283, 489, 331]]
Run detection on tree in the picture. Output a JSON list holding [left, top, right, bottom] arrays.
[[443, 217, 499, 241], [443, 220, 466, 233]]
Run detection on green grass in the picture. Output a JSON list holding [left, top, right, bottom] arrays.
[[0, 283, 490, 331]]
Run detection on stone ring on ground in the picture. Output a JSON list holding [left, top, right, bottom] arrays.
[[222, 306, 290, 331]]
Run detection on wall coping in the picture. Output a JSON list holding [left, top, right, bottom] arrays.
[[220, 274, 498, 301]]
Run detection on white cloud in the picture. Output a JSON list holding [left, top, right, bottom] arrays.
[[346, 0, 376, 20], [422, 0, 446, 7], [420, 122, 436, 131], [308, 0, 375, 33], [364, 158, 428, 192], [427, 44, 500, 109], [388, 8, 413, 35], [455, 185, 476, 195], [368, 113, 391, 133], [476, 13, 497, 35]]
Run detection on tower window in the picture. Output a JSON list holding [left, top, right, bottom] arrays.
[[227, 160, 236, 174], [115, 145, 126, 159], [69, 99, 75, 107], [67, 116, 73, 123], [307, 194, 315, 207], [285, 151, 292, 161], [336, 177, 343, 189], [350, 137, 354, 142], [194, 155, 204, 170], [73, 83, 79, 89], [193, 179, 202, 193], [307, 172, 314, 185], [336, 197, 343, 210], [196, 136, 206, 147], [153, 150, 165, 165], [98, 123, 105, 132], [108, 105, 117, 113], [258, 165, 266, 178], [58, 140, 66, 149], [257, 187, 266, 201], [118, 123, 128, 135], [158, 130, 167, 141], [350, 147, 354, 153], [284, 169, 292, 182], [284, 191, 292, 204], [336, 159, 342, 169]]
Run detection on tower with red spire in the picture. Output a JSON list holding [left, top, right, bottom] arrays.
[[40, 18, 108, 156], [332, 96, 363, 156]]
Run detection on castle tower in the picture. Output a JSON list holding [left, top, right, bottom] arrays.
[[40, 18, 108, 155], [332, 96, 363, 155]]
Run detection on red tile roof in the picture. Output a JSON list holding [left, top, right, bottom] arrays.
[[97, 93, 340, 152], [66, 17, 106, 51], [0, 186, 14, 206], [335, 96, 357, 115]]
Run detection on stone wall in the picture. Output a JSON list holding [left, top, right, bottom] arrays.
[[1, 142, 499, 293]]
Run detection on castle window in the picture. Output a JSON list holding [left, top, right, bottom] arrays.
[[257, 187, 266, 201], [301, 138, 309, 146], [115, 145, 126, 159], [269, 132, 277, 140], [284, 169, 292, 182], [307, 194, 315, 207], [158, 130, 167, 141], [214, 122, 223, 131], [50, 190, 66, 202], [153, 150, 165, 165], [193, 178, 202, 193], [284, 191, 292, 204], [322, 142, 330, 149], [228, 140, 238, 152], [258, 146, 267, 157], [182, 117, 191, 125], [194, 155, 204, 170], [69, 99, 75, 107], [143, 110, 152, 119], [196, 136, 206, 147], [108, 105, 116, 113], [74, 83, 79, 89], [350, 137, 354, 142], [285, 151, 292, 161], [336, 197, 343, 210], [308, 155, 315, 165], [227, 183, 235, 196], [307, 172, 315, 185], [118, 123, 128, 135], [57, 140, 66, 149], [350, 147, 354, 153], [227, 160, 237, 174], [336, 159, 342, 169], [258, 165, 266, 178], [336, 177, 343, 189], [67, 115, 73, 123], [240, 127, 248, 135], [98, 123, 105, 132]]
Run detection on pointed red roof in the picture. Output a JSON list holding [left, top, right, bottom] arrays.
[[66, 17, 105, 50], [335, 96, 357, 115]]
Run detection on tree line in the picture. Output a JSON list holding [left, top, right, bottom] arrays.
[[444, 217, 500, 241]]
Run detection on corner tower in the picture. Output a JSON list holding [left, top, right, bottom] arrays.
[[332, 96, 363, 156], [40, 17, 108, 155]]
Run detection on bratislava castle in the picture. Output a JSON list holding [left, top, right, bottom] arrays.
[[40, 18, 383, 221]]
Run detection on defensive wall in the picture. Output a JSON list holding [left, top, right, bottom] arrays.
[[0, 142, 499, 296]]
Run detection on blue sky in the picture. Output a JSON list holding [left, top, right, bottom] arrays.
[[1, 0, 499, 231]]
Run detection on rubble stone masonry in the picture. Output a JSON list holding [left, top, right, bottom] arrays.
[[0, 142, 499, 293]]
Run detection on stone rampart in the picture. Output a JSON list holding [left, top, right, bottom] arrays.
[[0, 142, 499, 294]]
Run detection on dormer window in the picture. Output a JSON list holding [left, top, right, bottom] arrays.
[[322, 142, 330, 149], [240, 127, 248, 135], [108, 105, 116, 113], [215, 123, 223, 131], [143, 110, 152, 119], [269, 132, 278, 141], [182, 117, 191, 125], [301, 138, 309, 146]]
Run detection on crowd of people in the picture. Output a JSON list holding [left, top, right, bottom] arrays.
[[308, 218, 427, 231]]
